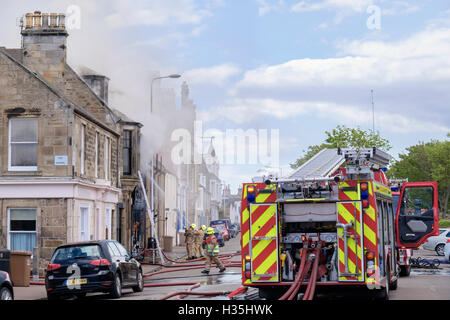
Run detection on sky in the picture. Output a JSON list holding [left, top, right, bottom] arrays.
[[1, 0, 449, 191]]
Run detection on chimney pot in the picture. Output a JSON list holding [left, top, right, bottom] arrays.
[[50, 13, 58, 27], [25, 13, 33, 29], [58, 14, 66, 28], [33, 11, 42, 28], [41, 13, 49, 28]]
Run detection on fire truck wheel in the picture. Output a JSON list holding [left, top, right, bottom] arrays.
[[376, 283, 389, 300], [389, 278, 398, 290], [258, 287, 286, 300], [399, 265, 411, 277]]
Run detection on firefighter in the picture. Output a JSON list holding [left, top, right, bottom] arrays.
[[194, 225, 205, 258], [185, 224, 196, 260], [201, 227, 226, 274]]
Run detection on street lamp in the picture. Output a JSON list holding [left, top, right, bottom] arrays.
[[150, 74, 181, 113]]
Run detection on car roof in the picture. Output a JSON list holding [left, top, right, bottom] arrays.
[[55, 240, 112, 249]]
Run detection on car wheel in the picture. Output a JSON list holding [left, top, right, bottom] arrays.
[[435, 244, 445, 256], [0, 286, 13, 300], [46, 292, 59, 301], [110, 273, 122, 299], [132, 270, 144, 293], [75, 292, 87, 299], [399, 265, 411, 277]]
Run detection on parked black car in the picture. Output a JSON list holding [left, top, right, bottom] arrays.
[[45, 240, 144, 300], [0, 271, 14, 300]]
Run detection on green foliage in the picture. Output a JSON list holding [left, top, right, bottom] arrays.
[[290, 125, 392, 169], [440, 219, 450, 228], [388, 137, 450, 218], [324, 125, 392, 151]]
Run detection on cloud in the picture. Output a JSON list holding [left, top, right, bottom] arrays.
[[183, 63, 241, 86], [201, 25, 450, 134], [104, 0, 213, 28], [199, 98, 449, 134], [290, 0, 421, 23], [291, 0, 373, 13], [256, 0, 285, 16]]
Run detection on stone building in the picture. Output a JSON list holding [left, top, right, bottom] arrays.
[[150, 81, 198, 247], [0, 12, 122, 273], [111, 109, 143, 252], [222, 185, 242, 224]]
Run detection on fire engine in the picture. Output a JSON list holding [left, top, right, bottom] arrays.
[[390, 179, 412, 276], [240, 148, 439, 300]]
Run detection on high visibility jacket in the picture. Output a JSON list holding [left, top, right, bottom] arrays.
[[205, 235, 219, 256]]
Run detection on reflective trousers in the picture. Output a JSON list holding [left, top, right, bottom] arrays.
[[204, 255, 223, 271]]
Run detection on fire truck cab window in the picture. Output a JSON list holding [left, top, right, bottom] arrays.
[[400, 187, 434, 217]]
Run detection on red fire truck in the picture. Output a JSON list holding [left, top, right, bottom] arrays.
[[390, 179, 412, 276], [240, 148, 439, 300]]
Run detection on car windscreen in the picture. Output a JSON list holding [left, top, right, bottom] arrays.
[[215, 224, 226, 231], [51, 244, 103, 263]]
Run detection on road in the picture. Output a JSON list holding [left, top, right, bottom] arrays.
[[94, 238, 450, 300], [390, 247, 450, 300], [13, 236, 450, 300]]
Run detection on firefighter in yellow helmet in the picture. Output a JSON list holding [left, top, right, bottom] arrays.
[[201, 227, 226, 274], [194, 225, 205, 258], [185, 223, 196, 260]]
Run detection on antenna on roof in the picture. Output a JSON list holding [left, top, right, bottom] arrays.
[[371, 89, 375, 134]]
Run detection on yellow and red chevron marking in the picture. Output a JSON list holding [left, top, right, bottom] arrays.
[[250, 203, 278, 282], [240, 183, 252, 285], [337, 201, 364, 282], [339, 181, 379, 284], [240, 183, 277, 284]]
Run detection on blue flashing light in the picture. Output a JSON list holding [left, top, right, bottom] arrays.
[[361, 190, 369, 199]]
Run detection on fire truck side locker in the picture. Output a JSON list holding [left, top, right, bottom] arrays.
[[249, 202, 279, 282]]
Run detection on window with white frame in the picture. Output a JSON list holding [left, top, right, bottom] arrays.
[[104, 136, 110, 181], [199, 174, 206, 188], [95, 132, 98, 178], [81, 124, 86, 175], [9, 118, 38, 171], [210, 180, 215, 199], [8, 208, 37, 252], [196, 188, 204, 210], [79, 207, 90, 241]]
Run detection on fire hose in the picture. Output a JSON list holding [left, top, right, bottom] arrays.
[[410, 257, 441, 269], [140, 249, 240, 264], [302, 247, 321, 300], [278, 247, 308, 300], [278, 245, 322, 301]]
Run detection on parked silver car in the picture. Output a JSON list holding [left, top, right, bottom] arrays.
[[445, 242, 450, 262], [422, 228, 450, 256]]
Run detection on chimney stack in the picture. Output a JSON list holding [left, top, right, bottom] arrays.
[[21, 11, 68, 89]]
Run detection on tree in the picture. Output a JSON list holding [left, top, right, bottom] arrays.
[[388, 137, 450, 219], [291, 125, 392, 169]]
